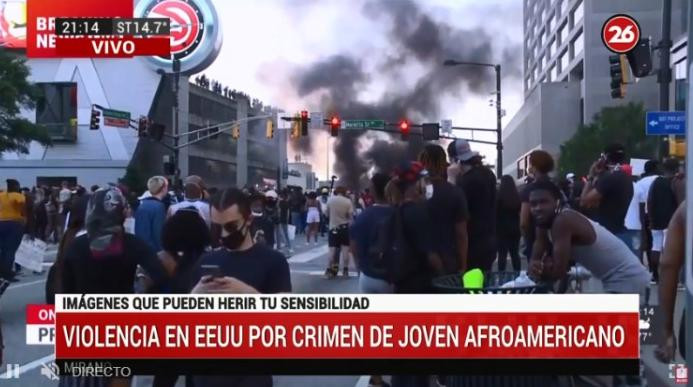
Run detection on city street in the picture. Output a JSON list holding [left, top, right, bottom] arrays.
[[0, 235, 685, 387], [0, 237, 383, 387]]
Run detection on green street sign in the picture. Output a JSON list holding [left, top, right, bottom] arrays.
[[343, 119, 385, 129], [101, 108, 131, 128], [102, 108, 130, 120]]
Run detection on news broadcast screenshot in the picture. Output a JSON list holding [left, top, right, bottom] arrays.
[[1, 0, 692, 386]]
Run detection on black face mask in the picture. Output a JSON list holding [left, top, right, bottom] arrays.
[[220, 221, 248, 250]]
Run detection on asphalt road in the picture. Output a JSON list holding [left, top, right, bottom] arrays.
[[0, 234, 685, 387]]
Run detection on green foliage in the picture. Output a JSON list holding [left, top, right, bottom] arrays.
[[0, 49, 51, 153], [558, 102, 659, 176]]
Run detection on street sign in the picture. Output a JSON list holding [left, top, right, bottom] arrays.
[[343, 119, 385, 129], [646, 111, 686, 136], [102, 108, 131, 128], [310, 112, 323, 129], [441, 119, 452, 134]]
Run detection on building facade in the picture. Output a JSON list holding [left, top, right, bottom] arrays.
[[0, 56, 287, 192], [287, 162, 317, 191], [504, 0, 686, 177]]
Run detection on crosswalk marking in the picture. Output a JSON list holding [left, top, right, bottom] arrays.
[[288, 245, 329, 263]]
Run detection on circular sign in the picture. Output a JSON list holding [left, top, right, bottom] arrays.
[[136, 0, 223, 75], [601, 14, 640, 53]]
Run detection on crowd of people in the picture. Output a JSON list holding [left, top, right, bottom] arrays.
[[0, 136, 688, 387]]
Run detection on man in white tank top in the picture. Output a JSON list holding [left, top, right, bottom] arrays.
[[527, 180, 650, 295]]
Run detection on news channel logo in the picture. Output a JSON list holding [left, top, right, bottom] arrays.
[[669, 363, 689, 385]]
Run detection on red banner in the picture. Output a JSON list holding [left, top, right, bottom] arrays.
[[26, 304, 55, 325], [55, 312, 639, 360], [27, 0, 132, 58], [56, 36, 170, 58]]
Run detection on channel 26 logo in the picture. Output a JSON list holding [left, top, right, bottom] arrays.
[[40, 362, 59, 381], [669, 363, 689, 385]]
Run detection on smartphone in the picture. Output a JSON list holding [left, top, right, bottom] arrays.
[[201, 264, 222, 282]]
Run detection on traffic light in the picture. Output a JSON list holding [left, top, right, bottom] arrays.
[[626, 38, 652, 77], [422, 123, 440, 141], [266, 119, 274, 139], [137, 117, 148, 137], [330, 116, 340, 137], [90, 107, 101, 130], [231, 124, 240, 140], [399, 120, 410, 140], [149, 122, 165, 141], [290, 119, 301, 139], [300, 110, 308, 136], [609, 54, 629, 99]]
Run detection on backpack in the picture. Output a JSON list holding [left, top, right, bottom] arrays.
[[366, 205, 418, 284]]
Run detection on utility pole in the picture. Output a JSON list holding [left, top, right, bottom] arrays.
[[172, 58, 181, 187], [495, 64, 503, 178], [658, 0, 672, 158]]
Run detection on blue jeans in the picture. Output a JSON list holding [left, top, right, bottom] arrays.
[[0, 220, 24, 279], [615, 230, 639, 257], [276, 223, 291, 250], [290, 212, 302, 234]]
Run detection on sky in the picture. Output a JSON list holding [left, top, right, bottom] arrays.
[[203, 0, 524, 181]]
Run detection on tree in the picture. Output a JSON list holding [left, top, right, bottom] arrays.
[[0, 49, 51, 153], [558, 102, 659, 177]]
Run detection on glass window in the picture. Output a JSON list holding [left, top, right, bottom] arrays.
[[525, 77, 531, 91], [538, 30, 544, 47], [541, 7, 547, 23], [572, 29, 584, 58], [533, 66, 538, 81], [559, 50, 569, 73], [559, 22, 568, 45], [548, 39, 556, 58], [538, 55, 544, 71], [535, 21, 541, 36], [36, 82, 78, 142], [547, 14, 555, 32], [572, 1, 584, 26], [550, 65, 557, 81], [560, 0, 568, 16]]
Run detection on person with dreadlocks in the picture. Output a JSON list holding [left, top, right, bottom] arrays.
[[418, 144, 469, 274]]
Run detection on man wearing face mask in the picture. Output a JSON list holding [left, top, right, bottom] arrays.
[[418, 144, 469, 274], [448, 139, 497, 271], [191, 188, 291, 387]]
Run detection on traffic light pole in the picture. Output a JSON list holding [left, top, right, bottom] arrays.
[[495, 65, 503, 178], [658, 0, 672, 158], [172, 59, 181, 187]]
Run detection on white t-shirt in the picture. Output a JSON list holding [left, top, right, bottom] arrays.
[[168, 199, 211, 228], [623, 175, 658, 230]]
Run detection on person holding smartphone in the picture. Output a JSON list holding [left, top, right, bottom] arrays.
[[190, 188, 291, 387]]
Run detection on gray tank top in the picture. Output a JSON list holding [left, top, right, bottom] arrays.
[[550, 210, 650, 293]]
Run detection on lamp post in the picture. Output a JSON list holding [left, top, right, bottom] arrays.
[[444, 60, 503, 178]]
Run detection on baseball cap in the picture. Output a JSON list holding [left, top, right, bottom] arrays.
[[393, 161, 427, 184], [265, 190, 278, 199], [447, 139, 479, 162], [184, 175, 205, 190], [566, 173, 575, 180]]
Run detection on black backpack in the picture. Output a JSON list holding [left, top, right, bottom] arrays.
[[366, 206, 418, 284]]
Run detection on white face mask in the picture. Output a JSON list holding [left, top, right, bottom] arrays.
[[425, 184, 434, 200]]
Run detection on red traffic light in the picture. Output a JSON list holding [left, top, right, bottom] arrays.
[[301, 110, 308, 119], [399, 120, 410, 140], [330, 116, 340, 137]]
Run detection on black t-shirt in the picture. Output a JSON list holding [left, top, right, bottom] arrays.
[[648, 176, 678, 230], [193, 244, 290, 387], [594, 171, 633, 234], [397, 201, 435, 293], [193, 244, 291, 294], [496, 199, 521, 239], [278, 200, 290, 224], [426, 179, 469, 274], [251, 215, 276, 247], [456, 166, 497, 241], [61, 233, 166, 294]]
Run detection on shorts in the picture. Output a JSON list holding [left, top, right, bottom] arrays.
[[328, 225, 350, 247], [652, 229, 667, 252], [306, 209, 320, 224]]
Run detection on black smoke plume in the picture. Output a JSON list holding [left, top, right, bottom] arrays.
[[291, 0, 522, 189]]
